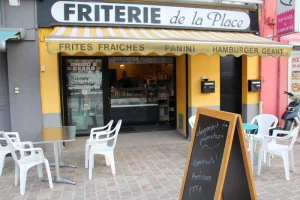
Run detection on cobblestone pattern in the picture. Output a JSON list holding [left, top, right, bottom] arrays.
[[0, 142, 299, 200]]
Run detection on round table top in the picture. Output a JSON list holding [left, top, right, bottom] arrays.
[[243, 123, 258, 131]]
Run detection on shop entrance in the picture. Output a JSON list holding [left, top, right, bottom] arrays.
[[220, 56, 242, 114], [61, 57, 110, 135], [108, 57, 176, 133]]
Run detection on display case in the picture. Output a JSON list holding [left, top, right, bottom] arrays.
[[110, 88, 159, 125]]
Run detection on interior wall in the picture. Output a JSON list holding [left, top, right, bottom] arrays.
[[109, 63, 173, 81], [176, 55, 186, 134], [39, 28, 61, 128]]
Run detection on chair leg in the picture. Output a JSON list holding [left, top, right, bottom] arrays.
[[105, 156, 110, 166], [283, 152, 290, 180], [267, 153, 271, 167], [257, 148, 263, 176], [290, 150, 296, 172], [37, 164, 43, 178], [85, 144, 90, 169], [15, 163, 19, 186], [44, 159, 53, 189], [89, 153, 94, 180], [107, 153, 116, 177], [19, 166, 28, 195], [0, 153, 6, 176]]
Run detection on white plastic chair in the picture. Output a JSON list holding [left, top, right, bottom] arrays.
[[89, 120, 122, 179], [0, 132, 21, 175], [251, 114, 278, 162], [189, 115, 196, 129], [0, 131, 53, 195], [85, 120, 114, 169], [257, 125, 300, 180]]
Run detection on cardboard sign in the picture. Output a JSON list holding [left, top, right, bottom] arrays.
[[179, 108, 257, 200]]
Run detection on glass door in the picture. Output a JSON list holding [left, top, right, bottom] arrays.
[[62, 57, 108, 135]]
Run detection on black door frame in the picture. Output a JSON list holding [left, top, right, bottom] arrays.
[[59, 56, 110, 132]]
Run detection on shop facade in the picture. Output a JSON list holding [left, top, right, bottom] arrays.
[[37, 0, 291, 138]]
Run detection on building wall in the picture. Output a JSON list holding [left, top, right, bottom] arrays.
[[39, 28, 61, 128], [176, 55, 186, 133], [188, 54, 220, 136], [186, 54, 260, 137], [242, 56, 260, 122], [4, 0, 42, 141], [259, 0, 288, 123]]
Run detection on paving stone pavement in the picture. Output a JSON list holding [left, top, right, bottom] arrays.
[[0, 135, 300, 200]]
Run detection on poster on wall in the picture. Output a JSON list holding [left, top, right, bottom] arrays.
[[288, 51, 300, 101], [276, 0, 300, 36]]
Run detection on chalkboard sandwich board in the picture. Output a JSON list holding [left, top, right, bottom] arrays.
[[179, 108, 257, 200]]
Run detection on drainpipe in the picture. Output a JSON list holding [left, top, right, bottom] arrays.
[[258, 2, 265, 115]]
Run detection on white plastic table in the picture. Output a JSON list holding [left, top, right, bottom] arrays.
[[34, 126, 76, 185]]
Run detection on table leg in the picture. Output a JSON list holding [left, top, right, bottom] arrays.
[[42, 142, 76, 185], [49, 143, 76, 168], [249, 138, 254, 173]]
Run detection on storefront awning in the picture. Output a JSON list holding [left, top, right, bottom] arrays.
[[46, 26, 292, 57], [0, 29, 20, 51]]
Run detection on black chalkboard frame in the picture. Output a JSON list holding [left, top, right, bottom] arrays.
[[179, 108, 257, 200]]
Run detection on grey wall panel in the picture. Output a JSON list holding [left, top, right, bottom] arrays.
[[4, 0, 36, 41], [6, 40, 42, 141], [43, 113, 62, 128], [242, 103, 259, 123]]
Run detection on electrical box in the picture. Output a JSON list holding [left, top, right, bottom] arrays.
[[248, 80, 261, 92], [201, 81, 215, 93]]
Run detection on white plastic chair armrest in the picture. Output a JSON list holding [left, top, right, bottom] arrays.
[[95, 133, 117, 143], [272, 129, 293, 137], [263, 134, 294, 141], [14, 142, 43, 158], [89, 130, 109, 140], [15, 141, 34, 149], [263, 134, 294, 149]]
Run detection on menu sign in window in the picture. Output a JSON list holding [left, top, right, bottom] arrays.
[[64, 58, 104, 133]]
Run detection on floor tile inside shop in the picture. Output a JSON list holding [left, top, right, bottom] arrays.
[[1, 130, 300, 200]]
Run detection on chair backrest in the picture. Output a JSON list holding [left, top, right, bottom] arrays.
[[0, 132, 21, 150], [0, 131, 20, 162], [111, 120, 122, 149], [288, 125, 300, 150], [251, 114, 278, 136], [90, 120, 114, 139], [189, 115, 196, 129]]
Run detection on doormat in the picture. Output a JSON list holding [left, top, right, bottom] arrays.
[[120, 126, 136, 133]]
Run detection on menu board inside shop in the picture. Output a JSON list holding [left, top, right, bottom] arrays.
[[179, 108, 257, 200], [108, 57, 174, 64]]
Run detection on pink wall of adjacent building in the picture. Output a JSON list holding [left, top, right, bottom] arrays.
[[259, 0, 288, 124]]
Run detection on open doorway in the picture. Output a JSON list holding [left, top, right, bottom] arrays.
[[108, 57, 176, 133]]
